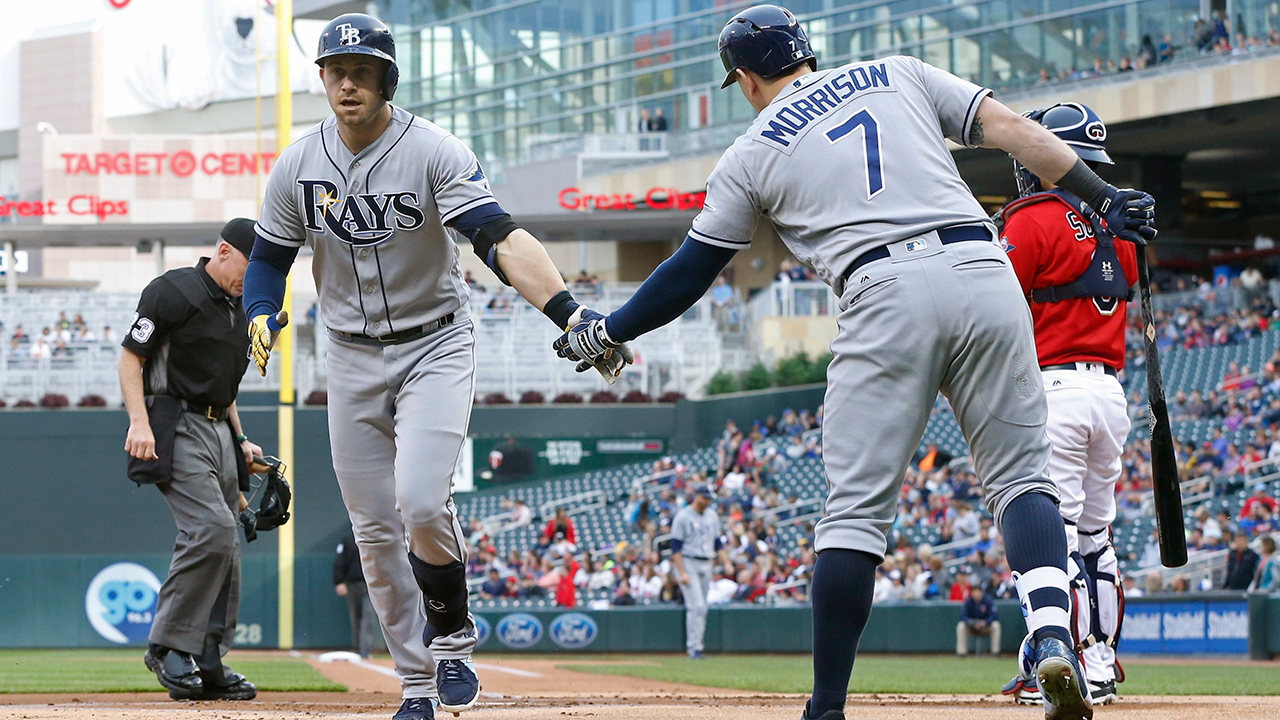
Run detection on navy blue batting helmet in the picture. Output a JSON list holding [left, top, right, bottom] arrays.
[[316, 13, 399, 101], [1015, 102, 1112, 197], [718, 5, 816, 89]]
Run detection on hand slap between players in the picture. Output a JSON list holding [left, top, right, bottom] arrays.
[[552, 308, 635, 384]]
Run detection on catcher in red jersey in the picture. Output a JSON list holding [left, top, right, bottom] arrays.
[[997, 103, 1139, 708]]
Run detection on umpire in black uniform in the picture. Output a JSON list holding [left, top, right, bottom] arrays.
[[119, 218, 263, 701], [333, 527, 380, 659]]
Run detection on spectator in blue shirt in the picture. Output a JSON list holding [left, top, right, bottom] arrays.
[[956, 585, 1001, 657], [479, 568, 508, 599]]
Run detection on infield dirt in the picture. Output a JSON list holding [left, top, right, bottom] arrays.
[[1, 654, 1276, 719]]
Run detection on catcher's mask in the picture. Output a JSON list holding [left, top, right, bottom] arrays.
[[240, 455, 292, 543]]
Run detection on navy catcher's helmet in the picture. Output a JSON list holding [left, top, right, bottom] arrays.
[[718, 5, 816, 89], [1015, 102, 1112, 197], [316, 13, 399, 101]]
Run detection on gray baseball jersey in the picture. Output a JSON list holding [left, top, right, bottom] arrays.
[[671, 505, 721, 560], [690, 55, 993, 295], [256, 105, 492, 335], [255, 104, 486, 698]]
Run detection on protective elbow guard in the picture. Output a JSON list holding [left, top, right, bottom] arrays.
[[472, 215, 520, 286]]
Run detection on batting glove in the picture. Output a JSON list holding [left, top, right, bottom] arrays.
[[1096, 186, 1157, 246], [552, 308, 635, 384], [249, 312, 288, 377]]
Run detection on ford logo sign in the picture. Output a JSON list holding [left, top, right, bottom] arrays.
[[474, 614, 491, 647], [549, 613, 598, 649], [495, 613, 543, 649]]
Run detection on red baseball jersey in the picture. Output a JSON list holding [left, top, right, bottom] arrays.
[[1001, 196, 1137, 369]]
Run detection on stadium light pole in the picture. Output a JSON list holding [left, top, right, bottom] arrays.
[[274, 0, 296, 651]]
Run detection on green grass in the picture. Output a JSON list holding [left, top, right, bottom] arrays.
[[0, 649, 346, 694], [559, 655, 1280, 696]]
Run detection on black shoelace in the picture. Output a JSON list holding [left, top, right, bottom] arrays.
[[401, 698, 430, 712]]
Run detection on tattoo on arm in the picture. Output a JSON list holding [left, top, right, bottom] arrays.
[[968, 117, 985, 147]]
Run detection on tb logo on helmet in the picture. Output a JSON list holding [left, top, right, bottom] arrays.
[[337, 23, 361, 46]]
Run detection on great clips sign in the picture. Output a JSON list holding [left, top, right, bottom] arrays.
[[558, 187, 706, 212], [42, 134, 277, 225]]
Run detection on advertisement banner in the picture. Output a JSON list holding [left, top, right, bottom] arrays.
[[40, 134, 280, 225], [473, 437, 666, 487], [1122, 598, 1249, 654]]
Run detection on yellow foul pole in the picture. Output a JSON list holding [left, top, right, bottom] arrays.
[[274, 0, 296, 650]]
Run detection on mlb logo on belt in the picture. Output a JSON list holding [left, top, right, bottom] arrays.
[[905, 239, 927, 253]]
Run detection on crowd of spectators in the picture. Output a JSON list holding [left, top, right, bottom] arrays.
[[3, 312, 115, 362], [1022, 12, 1280, 93], [434, 278, 1280, 609], [460, 354, 1280, 609]]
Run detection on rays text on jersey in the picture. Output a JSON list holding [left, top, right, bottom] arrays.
[[298, 179, 426, 246]]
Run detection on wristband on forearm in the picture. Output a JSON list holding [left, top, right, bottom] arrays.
[[1054, 158, 1111, 212], [542, 290, 580, 329]]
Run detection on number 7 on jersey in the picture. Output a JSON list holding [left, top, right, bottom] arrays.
[[825, 108, 884, 199]]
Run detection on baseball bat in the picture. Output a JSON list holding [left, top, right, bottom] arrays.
[[1135, 247, 1187, 567], [267, 310, 289, 349]]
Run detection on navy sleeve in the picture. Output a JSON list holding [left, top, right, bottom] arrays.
[[669, 538, 685, 554], [447, 201, 508, 241], [243, 235, 299, 320], [604, 236, 737, 343]]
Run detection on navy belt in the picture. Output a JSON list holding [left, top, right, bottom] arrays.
[[840, 224, 994, 289], [1041, 362, 1118, 377], [683, 555, 712, 561], [331, 313, 455, 346]]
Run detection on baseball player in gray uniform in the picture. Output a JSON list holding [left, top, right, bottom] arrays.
[[555, 6, 1155, 720], [670, 485, 730, 659], [242, 14, 628, 720]]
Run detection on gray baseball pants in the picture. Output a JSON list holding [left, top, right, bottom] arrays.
[[149, 411, 241, 672], [326, 312, 477, 699], [817, 234, 1058, 560], [678, 557, 714, 654]]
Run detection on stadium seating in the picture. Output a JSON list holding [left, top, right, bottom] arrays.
[[0, 288, 744, 404]]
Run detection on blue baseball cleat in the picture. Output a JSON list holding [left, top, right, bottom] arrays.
[[436, 658, 480, 716], [393, 697, 435, 720], [1034, 637, 1093, 720]]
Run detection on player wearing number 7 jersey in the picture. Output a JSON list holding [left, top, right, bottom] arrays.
[[553, 6, 1157, 720]]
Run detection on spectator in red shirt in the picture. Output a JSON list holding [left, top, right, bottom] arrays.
[[556, 555, 580, 607], [544, 507, 577, 544], [948, 573, 972, 602], [1240, 484, 1278, 521]]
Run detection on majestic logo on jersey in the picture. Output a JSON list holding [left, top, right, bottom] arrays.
[[337, 24, 361, 46], [297, 180, 426, 246]]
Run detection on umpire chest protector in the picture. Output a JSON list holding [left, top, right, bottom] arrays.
[[1002, 190, 1132, 313]]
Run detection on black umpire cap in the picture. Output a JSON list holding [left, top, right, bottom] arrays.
[[219, 218, 256, 258]]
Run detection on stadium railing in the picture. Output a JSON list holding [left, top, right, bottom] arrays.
[[0, 284, 751, 403]]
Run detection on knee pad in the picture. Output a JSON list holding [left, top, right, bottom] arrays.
[[407, 554, 469, 639]]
